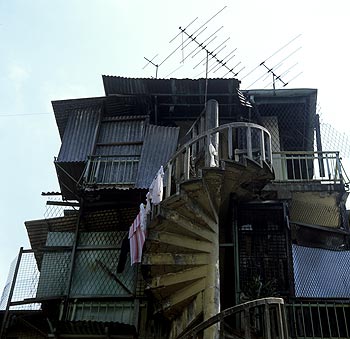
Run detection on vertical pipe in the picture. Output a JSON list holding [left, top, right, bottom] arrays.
[[309, 303, 315, 338], [166, 163, 172, 198], [336, 152, 343, 181], [325, 304, 331, 337], [228, 126, 233, 160], [246, 127, 252, 159], [325, 153, 331, 180], [205, 99, 219, 149], [185, 146, 190, 180], [62, 202, 83, 320], [233, 216, 240, 306], [0, 247, 24, 339], [260, 129, 266, 164], [334, 303, 340, 338], [342, 304, 349, 338], [264, 303, 272, 339], [315, 114, 325, 177], [244, 308, 251, 339]]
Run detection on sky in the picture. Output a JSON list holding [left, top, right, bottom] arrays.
[[0, 0, 350, 292]]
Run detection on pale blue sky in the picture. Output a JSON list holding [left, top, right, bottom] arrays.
[[0, 0, 349, 290]]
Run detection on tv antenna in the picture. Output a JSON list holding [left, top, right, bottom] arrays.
[[242, 34, 302, 90], [142, 54, 159, 78]]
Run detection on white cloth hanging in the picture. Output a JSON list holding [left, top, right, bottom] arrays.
[[209, 142, 218, 167], [129, 203, 147, 265], [149, 166, 164, 205]]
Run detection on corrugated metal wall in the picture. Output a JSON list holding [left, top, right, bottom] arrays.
[[135, 124, 179, 189], [57, 105, 102, 162], [94, 116, 147, 157]]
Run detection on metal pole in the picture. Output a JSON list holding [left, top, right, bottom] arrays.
[[0, 247, 24, 338], [61, 201, 83, 320], [315, 114, 325, 177]]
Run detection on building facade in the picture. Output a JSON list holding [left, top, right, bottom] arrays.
[[1, 76, 349, 338]]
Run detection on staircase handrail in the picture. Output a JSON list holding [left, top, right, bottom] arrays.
[[178, 297, 287, 339], [163, 121, 272, 198]]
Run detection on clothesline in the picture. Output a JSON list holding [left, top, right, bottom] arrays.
[[129, 166, 164, 265]]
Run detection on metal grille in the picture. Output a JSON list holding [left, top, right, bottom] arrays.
[[237, 203, 291, 299], [65, 300, 136, 323], [71, 249, 136, 297], [0, 250, 40, 311], [36, 250, 71, 298], [84, 156, 139, 185]]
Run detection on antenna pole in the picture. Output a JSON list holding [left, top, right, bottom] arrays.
[[144, 57, 159, 79], [205, 51, 209, 106]]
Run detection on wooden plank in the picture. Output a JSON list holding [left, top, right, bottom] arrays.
[[148, 231, 212, 253], [150, 266, 207, 288], [142, 253, 209, 266], [161, 209, 215, 242]]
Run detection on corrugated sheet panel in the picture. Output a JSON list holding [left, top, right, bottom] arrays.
[[52, 97, 105, 140], [57, 105, 102, 162], [102, 76, 240, 100], [293, 244, 350, 298], [95, 116, 147, 156], [135, 124, 179, 189]]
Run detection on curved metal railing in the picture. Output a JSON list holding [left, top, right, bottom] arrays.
[[179, 297, 288, 339], [164, 122, 273, 198]]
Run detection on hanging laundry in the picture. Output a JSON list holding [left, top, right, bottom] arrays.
[[139, 203, 147, 232], [145, 191, 152, 214], [129, 204, 147, 265], [209, 142, 218, 167], [149, 166, 164, 205]]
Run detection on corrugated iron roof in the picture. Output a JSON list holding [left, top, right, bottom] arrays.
[[135, 124, 179, 189], [25, 207, 139, 252], [52, 97, 105, 140], [102, 75, 240, 99], [25, 215, 78, 252], [292, 244, 350, 298], [57, 105, 102, 162]]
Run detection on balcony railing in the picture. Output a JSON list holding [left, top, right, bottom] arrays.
[[83, 155, 139, 186], [286, 301, 350, 338], [164, 122, 273, 198], [273, 151, 349, 186]]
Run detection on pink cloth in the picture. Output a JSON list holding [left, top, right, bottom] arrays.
[[129, 208, 146, 265]]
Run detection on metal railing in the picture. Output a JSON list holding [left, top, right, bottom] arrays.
[[286, 301, 350, 338], [83, 155, 139, 186], [164, 122, 273, 198], [179, 297, 288, 339], [272, 151, 349, 186]]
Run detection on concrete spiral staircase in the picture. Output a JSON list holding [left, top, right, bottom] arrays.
[[142, 158, 274, 338]]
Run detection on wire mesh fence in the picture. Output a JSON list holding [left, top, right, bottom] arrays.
[[0, 250, 40, 311]]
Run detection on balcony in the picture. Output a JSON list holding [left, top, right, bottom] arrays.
[[272, 151, 349, 188], [82, 155, 140, 187]]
